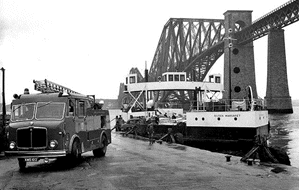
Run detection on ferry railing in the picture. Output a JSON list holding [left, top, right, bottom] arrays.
[[189, 98, 266, 112]]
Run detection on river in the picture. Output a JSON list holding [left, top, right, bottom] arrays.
[[269, 100, 299, 168]]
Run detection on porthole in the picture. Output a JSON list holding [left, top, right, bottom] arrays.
[[217, 117, 220, 121], [234, 117, 237, 121], [195, 117, 198, 121], [233, 67, 240, 74], [234, 86, 241, 93], [202, 117, 205, 121]]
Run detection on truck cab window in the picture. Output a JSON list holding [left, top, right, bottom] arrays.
[[12, 103, 35, 121], [78, 101, 85, 117], [69, 100, 75, 116]]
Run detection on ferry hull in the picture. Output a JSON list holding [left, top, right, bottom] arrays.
[[121, 109, 270, 151], [186, 124, 269, 141], [132, 122, 269, 146]]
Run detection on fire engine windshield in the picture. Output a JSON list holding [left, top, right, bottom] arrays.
[[11, 103, 35, 121], [36, 102, 65, 120]]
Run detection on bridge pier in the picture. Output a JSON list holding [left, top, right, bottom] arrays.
[[223, 11, 258, 100], [265, 29, 293, 113]]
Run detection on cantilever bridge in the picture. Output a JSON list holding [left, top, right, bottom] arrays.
[[119, 0, 298, 113]]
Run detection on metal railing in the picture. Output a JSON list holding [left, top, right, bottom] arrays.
[[189, 99, 266, 112]]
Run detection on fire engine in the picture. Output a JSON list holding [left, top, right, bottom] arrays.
[[5, 79, 111, 170]]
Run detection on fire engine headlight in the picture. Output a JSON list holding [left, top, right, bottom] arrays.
[[9, 141, 16, 149], [49, 140, 58, 149]]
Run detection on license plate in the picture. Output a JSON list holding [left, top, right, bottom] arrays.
[[25, 158, 38, 162]]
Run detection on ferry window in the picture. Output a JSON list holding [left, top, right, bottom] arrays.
[[126, 77, 128, 84], [78, 101, 85, 117], [180, 74, 185, 81], [215, 76, 221, 83], [175, 75, 179, 81], [163, 75, 167, 81], [168, 75, 173, 81], [129, 76, 136, 84]]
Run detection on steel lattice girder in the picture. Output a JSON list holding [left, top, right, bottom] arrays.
[[149, 18, 225, 82], [183, 41, 224, 82], [235, 0, 299, 45], [124, 0, 299, 106]]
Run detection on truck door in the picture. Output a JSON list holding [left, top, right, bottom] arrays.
[[64, 99, 76, 149], [75, 100, 87, 146], [85, 100, 100, 141]]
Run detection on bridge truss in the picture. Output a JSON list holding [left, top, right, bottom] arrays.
[[123, 0, 299, 108], [148, 18, 225, 82], [235, 0, 299, 45]]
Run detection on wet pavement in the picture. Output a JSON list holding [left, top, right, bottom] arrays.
[[0, 131, 299, 190]]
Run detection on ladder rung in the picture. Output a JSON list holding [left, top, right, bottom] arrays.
[[33, 79, 79, 94]]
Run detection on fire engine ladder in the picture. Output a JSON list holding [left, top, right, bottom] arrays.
[[33, 79, 80, 94]]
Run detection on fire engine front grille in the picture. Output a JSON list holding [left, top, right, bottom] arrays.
[[17, 127, 47, 148]]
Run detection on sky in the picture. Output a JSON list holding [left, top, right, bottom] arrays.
[[0, 0, 299, 104]]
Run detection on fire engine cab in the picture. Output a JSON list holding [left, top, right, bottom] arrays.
[[5, 79, 111, 170]]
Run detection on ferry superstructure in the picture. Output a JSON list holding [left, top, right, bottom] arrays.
[[122, 71, 269, 147]]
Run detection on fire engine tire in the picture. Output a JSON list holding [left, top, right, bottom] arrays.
[[70, 140, 81, 162], [93, 135, 107, 157], [18, 158, 26, 170]]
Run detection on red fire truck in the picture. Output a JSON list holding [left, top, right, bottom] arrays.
[[5, 79, 111, 170]]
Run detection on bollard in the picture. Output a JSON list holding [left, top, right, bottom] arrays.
[[247, 159, 253, 166], [253, 159, 260, 165], [225, 155, 231, 162]]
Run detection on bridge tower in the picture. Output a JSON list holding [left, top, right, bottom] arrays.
[[265, 29, 293, 113], [223, 11, 257, 100]]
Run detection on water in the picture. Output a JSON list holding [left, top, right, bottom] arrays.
[[269, 100, 299, 168]]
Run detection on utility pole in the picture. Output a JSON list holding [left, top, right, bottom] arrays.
[[1, 67, 5, 128], [0, 67, 5, 153]]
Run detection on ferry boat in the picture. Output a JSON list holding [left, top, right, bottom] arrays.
[[121, 71, 269, 150]]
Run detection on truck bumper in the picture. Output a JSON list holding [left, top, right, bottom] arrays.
[[4, 150, 67, 158]]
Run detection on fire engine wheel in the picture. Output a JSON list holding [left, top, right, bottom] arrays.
[[93, 135, 107, 157], [70, 140, 81, 161], [18, 158, 26, 170]]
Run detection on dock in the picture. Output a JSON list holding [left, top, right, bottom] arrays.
[[0, 131, 298, 190], [101, 132, 298, 190]]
